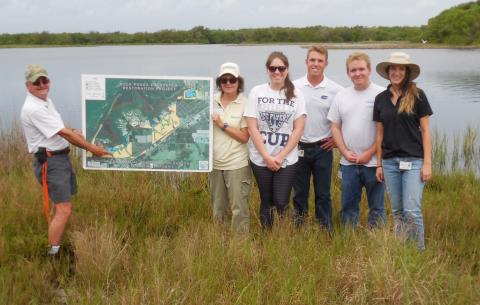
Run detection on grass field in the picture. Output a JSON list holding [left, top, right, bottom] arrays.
[[1, 126, 479, 305]]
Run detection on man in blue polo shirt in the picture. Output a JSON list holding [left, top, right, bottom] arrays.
[[21, 64, 110, 256]]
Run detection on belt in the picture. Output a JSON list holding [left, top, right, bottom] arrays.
[[46, 147, 70, 157], [34, 147, 70, 164], [299, 139, 328, 148]]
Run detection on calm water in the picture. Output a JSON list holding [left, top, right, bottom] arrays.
[[1, 45, 479, 134]]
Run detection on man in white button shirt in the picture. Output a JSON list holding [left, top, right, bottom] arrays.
[[21, 64, 110, 256], [293, 46, 343, 230]]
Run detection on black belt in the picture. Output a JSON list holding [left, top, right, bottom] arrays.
[[46, 147, 70, 156], [34, 147, 70, 164], [298, 139, 328, 148]]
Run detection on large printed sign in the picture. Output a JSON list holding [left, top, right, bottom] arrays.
[[82, 75, 213, 172]]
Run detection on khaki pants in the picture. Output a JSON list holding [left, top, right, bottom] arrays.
[[209, 165, 252, 233]]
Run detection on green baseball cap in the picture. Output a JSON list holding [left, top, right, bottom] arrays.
[[25, 64, 49, 82]]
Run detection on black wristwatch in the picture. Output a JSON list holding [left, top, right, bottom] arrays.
[[221, 123, 229, 131]]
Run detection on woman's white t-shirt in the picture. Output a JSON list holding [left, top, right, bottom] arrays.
[[244, 83, 306, 167]]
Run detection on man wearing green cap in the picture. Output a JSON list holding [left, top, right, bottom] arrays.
[[21, 64, 110, 256]]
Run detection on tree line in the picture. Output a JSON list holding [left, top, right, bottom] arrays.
[[0, 1, 478, 46], [0, 26, 425, 46]]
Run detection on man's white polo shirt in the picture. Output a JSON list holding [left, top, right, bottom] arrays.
[[21, 92, 69, 153], [294, 75, 343, 143]]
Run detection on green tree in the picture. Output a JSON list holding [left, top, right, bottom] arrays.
[[427, 1, 480, 44]]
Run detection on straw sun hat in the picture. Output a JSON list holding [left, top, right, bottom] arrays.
[[376, 52, 420, 81]]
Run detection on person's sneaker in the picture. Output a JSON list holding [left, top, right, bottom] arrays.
[[47, 245, 60, 256]]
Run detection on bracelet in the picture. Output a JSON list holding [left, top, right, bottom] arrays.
[[376, 165, 382, 168]]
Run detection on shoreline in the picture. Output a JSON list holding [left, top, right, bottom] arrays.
[[301, 42, 480, 49], [1, 42, 479, 50]]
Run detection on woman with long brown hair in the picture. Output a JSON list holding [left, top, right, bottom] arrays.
[[374, 52, 433, 250], [244, 51, 306, 228]]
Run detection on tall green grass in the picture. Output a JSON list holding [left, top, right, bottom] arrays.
[[1, 126, 479, 304], [432, 126, 480, 174], [463, 126, 478, 170]]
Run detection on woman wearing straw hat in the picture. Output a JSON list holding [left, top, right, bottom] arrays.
[[210, 62, 252, 233], [373, 52, 433, 250]]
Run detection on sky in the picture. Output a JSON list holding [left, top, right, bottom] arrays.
[[0, 0, 470, 34]]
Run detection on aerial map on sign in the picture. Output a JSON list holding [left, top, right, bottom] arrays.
[[82, 75, 213, 172]]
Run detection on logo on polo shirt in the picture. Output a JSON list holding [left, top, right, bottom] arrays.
[[321, 95, 328, 100]]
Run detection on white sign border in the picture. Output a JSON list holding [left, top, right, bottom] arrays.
[[81, 74, 214, 173]]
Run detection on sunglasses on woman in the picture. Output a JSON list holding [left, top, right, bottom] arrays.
[[220, 77, 238, 84], [268, 66, 287, 73], [32, 77, 50, 86]]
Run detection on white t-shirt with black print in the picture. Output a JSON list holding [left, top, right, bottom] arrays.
[[244, 83, 306, 167]]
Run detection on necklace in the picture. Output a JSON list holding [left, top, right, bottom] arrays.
[[390, 87, 402, 97], [390, 87, 402, 106]]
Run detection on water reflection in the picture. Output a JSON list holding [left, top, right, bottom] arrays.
[[425, 71, 480, 103], [1, 45, 479, 133]]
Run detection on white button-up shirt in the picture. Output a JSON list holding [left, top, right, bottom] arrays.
[[21, 92, 68, 153]]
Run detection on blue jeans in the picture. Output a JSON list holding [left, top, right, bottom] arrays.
[[293, 145, 333, 229], [340, 165, 385, 227], [383, 157, 425, 250]]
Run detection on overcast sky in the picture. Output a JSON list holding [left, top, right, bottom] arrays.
[[0, 0, 469, 34]]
